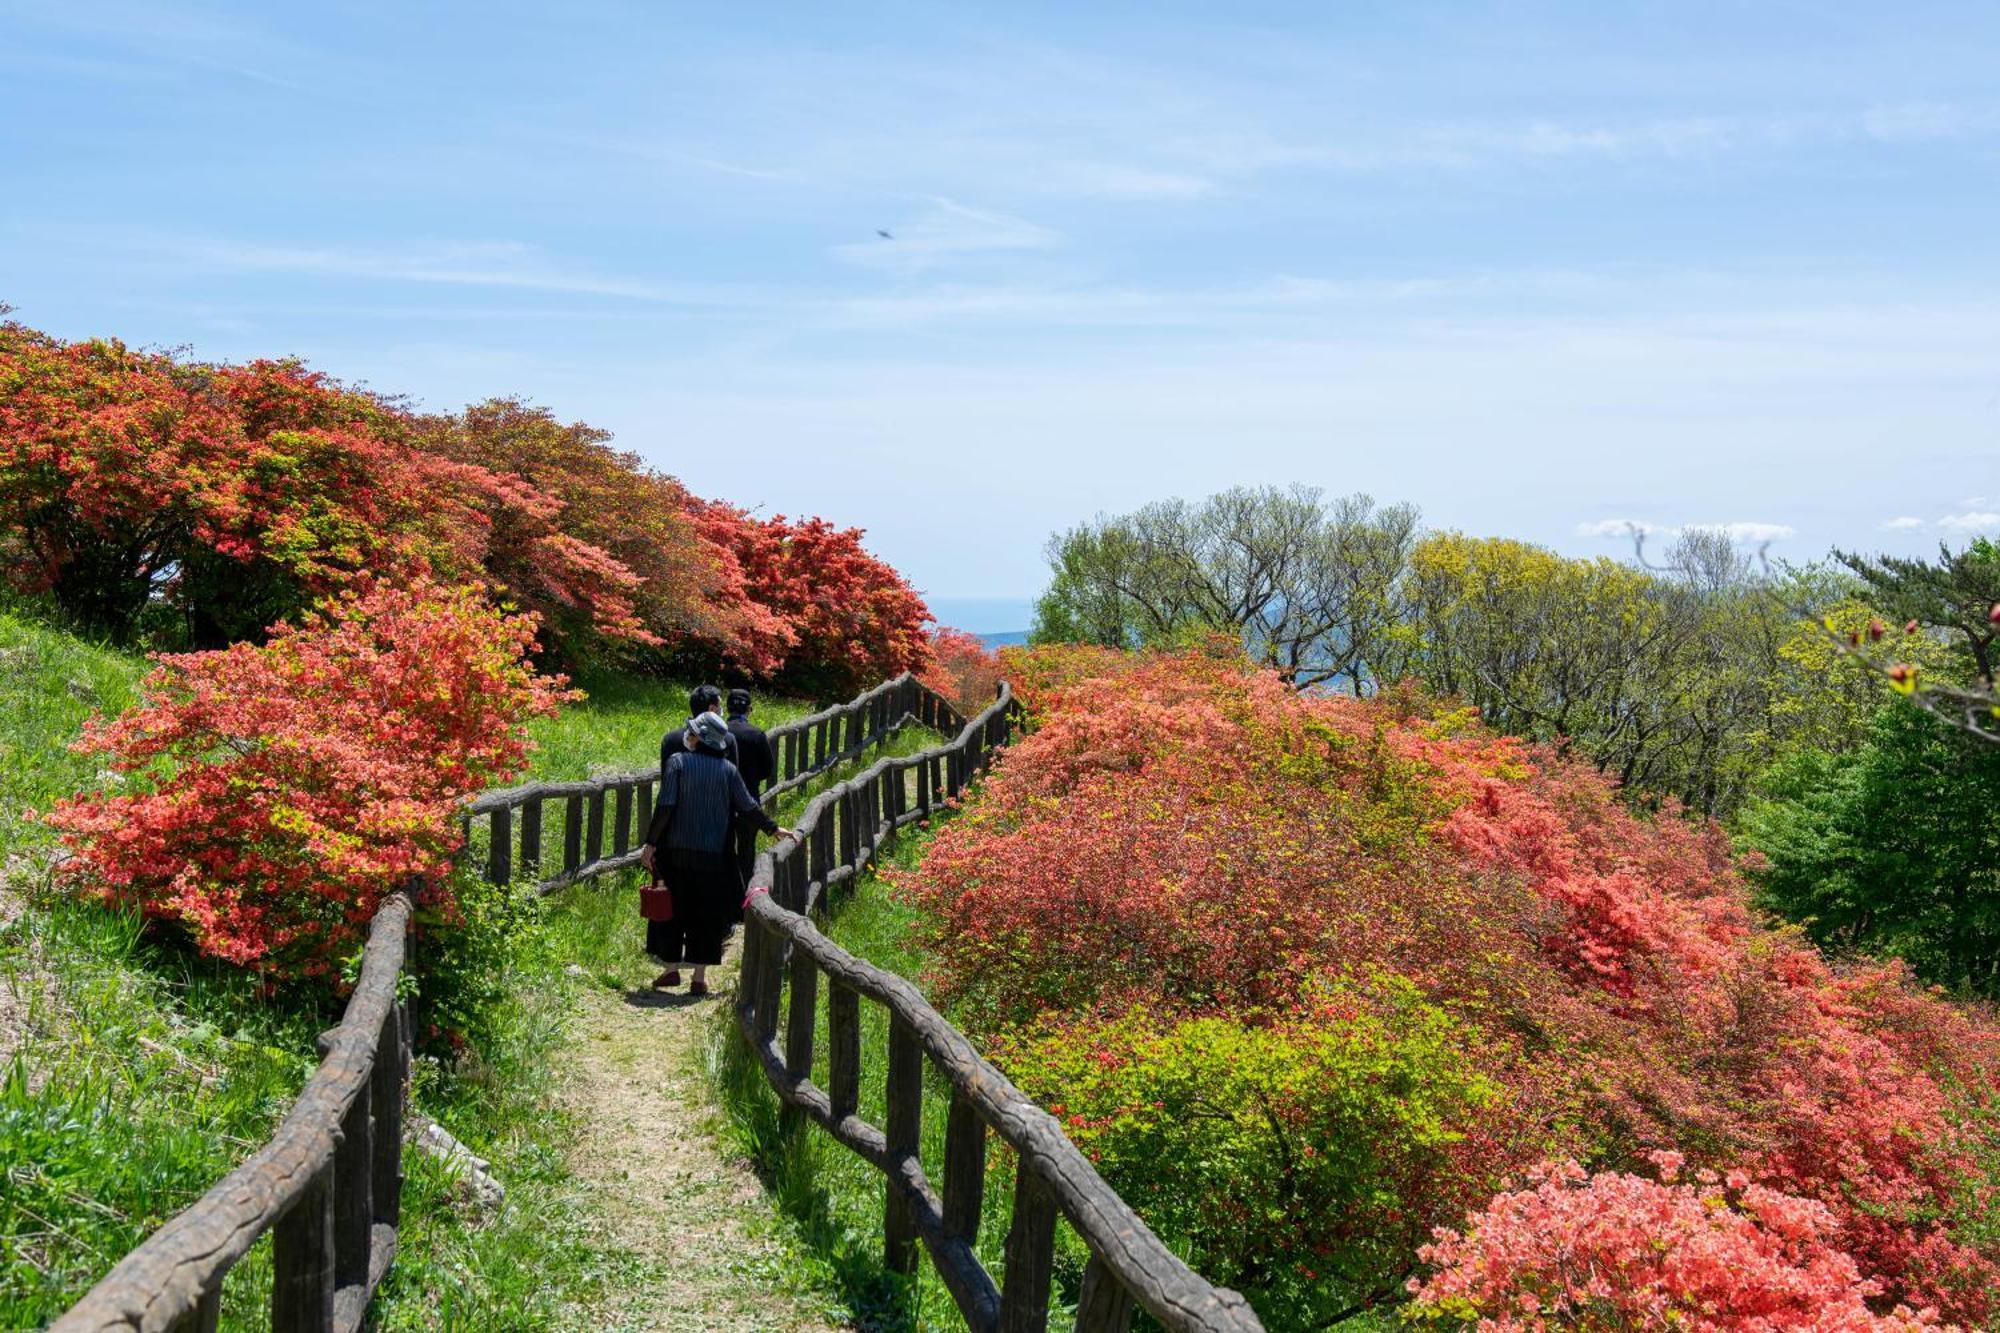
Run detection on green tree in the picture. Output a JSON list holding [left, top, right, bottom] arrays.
[[1738, 701, 2000, 997]]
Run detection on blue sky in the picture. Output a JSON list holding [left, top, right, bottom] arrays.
[[3, 2, 1998, 623]]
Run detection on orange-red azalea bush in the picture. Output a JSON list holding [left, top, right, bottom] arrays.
[[45, 579, 571, 979], [1410, 1154, 1945, 1332], [919, 626, 1003, 714], [694, 501, 934, 697], [0, 318, 933, 684], [888, 647, 2000, 1327]]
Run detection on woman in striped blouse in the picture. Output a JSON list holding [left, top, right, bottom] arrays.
[[638, 711, 796, 994]]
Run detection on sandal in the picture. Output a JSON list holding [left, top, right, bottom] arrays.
[[689, 978, 710, 997], [652, 969, 681, 989]]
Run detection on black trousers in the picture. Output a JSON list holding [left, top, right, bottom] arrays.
[[732, 816, 760, 889], [645, 850, 740, 966]]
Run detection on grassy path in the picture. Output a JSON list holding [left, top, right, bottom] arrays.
[[555, 952, 848, 1333]]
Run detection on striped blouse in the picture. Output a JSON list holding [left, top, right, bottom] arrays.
[[643, 748, 778, 855]]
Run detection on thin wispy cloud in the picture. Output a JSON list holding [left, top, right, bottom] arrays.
[[830, 199, 1061, 274], [144, 237, 749, 304], [1880, 516, 1927, 530], [1578, 519, 1795, 543], [1939, 510, 2000, 532]]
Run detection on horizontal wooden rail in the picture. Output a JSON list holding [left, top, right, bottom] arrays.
[[735, 688, 1264, 1333], [462, 672, 964, 895], [51, 888, 414, 1333], [48, 673, 962, 1331]]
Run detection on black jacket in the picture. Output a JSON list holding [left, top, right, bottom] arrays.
[[727, 714, 775, 795]]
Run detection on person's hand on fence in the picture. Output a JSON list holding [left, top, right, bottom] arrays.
[[776, 827, 800, 842], [639, 842, 655, 872]]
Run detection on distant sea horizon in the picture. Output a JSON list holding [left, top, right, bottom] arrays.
[[927, 596, 1034, 648]]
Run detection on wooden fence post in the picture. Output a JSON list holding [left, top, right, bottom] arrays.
[[613, 784, 633, 857], [828, 981, 860, 1122], [1073, 1255, 1136, 1333], [334, 1081, 373, 1292], [372, 1004, 404, 1232], [271, 1165, 334, 1332], [585, 790, 605, 866], [563, 793, 583, 875], [486, 805, 511, 886], [884, 1014, 923, 1274], [784, 955, 818, 1133], [943, 1089, 987, 1244], [519, 796, 542, 879], [1001, 1166, 1059, 1333]]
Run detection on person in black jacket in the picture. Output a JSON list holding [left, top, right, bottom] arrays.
[[725, 688, 776, 886], [673, 684, 737, 767], [639, 712, 794, 994]]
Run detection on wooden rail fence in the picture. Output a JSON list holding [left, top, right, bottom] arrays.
[[735, 687, 1264, 1333], [50, 891, 414, 1333], [462, 671, 959, 894], [50, 672, 1262, 1332]]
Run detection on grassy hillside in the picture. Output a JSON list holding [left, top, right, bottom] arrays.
[[0, 611, 799, 1326]]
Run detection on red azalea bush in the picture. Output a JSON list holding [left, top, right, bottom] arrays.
[[694, 501, 933, 697], [888, 648, 2000, 1326], [419, 398, 790, 669], [919, 626, 1003, 715], [44, 579, 572, 979], [1409, 1154, 1945, 1332], [0, 317, 932, 682]]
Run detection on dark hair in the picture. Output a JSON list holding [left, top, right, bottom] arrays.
[[726, 688, 752, 716], [689, 684, 723, 715]]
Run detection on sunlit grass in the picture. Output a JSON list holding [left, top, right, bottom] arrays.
[[706, 820, 1097, 1333]]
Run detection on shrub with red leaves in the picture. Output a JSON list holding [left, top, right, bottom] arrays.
[[1410, 1153, 1946, 1332], [890, 647, 2000, 1326], [44, 579, 572, 980], [693, 501, 932, 698], [919, 626, 1003, 715]]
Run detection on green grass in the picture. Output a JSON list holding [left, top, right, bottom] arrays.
[[708, 824, 1099, 1333], [0, 614, 935, 1329], [0, 609, 146, 873], [523, 670, 815, 781]]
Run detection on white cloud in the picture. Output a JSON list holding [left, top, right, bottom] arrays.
[[169, 238, 698, 301], [1879, 515, 1926, 530], [1578, 519, 1794, 543], [1939, 510, 2000, 532], [1577, 518, 1668, 538], [1700, 521, 1796, 543]]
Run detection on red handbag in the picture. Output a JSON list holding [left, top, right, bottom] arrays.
[[639, 878, 674, 922]]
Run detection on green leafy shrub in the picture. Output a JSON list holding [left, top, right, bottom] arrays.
[[995, 973, 1499, 1328]]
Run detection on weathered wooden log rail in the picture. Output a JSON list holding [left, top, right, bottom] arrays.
[[46, 673, 961, 1332], [735, 688, 1265, 1333], [50, 889, 414, 1333], [50, 671, 1262, 1332], [462, 671, 959, 893]]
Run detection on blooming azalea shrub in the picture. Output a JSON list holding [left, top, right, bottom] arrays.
[[996, 975, 1501, 1325], [419, 398, 791, 671], [1409, 1154, 1945, 1332], [919, 626, 1003, 714], [888, 647, 2000, 1327], [44, 579, 572, 980], [0, 316, 933, 682], [694, 501, 934, 698]]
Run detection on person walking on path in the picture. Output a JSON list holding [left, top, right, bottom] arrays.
[[639, 712, 794, 995], [725, 687, 776, 887], [673, 684, 738, 767]]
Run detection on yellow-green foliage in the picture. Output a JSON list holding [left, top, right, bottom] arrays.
[[995, 974, 1498, 1330]]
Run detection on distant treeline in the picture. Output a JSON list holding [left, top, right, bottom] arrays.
[[1032, 485, 1995, 818]]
